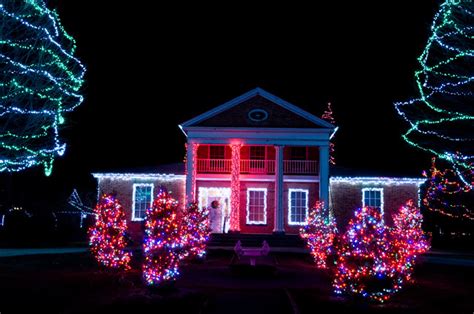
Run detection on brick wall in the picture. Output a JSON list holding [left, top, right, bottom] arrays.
[[97, 177, 185, 243], [239, 181, 275, 234], [330, 182, 420, 231], [283, 182, 319, 234]]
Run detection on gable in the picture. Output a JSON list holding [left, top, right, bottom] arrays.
[[180, 88, 335, 130], [196, 95, 320, 128]]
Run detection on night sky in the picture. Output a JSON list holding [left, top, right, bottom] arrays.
[[2, 1, 441, 210]]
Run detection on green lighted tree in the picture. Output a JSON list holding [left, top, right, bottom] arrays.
[[394, 0, 473, 188], [0, 0, 86, 175]]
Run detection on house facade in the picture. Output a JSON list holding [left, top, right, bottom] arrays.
[[93, 88, 424, 240]]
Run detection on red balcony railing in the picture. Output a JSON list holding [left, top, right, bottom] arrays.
[[196, 159, 231, 173], [283, 160, 318, 174], [240, 159, 275, 174], [196, 159, 318, 175]]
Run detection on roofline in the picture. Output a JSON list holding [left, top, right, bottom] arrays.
[[92, 173, 185, 180], [184, 126, 334, 133], [179, 87, 336, 132], [330, 176, 426, 185]]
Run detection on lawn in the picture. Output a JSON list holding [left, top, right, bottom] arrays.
[[0, 250, 472, 313]]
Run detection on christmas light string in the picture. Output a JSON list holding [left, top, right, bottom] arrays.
[[394, 0, 474, 187], [299, 201, 337, 269], [88, 194, 131, 270], [0, 1, 85, 175], [423, 157, 474, 220], [143, 190, 182, 285]]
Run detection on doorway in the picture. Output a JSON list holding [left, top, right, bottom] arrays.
[[198, 187, 231, 233]]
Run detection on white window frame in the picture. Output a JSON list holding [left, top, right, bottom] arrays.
[[288, 188, 309, 225], [132, 183, 154, 221], [246, 188, 267, 225], [362, 187, 384, 215]]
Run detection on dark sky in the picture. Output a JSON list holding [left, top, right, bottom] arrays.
[[2, 0, 441, 209]]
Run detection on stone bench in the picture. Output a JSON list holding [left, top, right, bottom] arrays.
[[233, 240, 271, 266]]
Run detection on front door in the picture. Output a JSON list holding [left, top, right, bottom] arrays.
[[198, 187, 231, 233]]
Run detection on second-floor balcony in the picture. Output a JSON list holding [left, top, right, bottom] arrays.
[[196, 159, 318, 175]]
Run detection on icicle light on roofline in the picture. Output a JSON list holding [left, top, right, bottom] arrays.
[[0, 1, 86, 176], [92, 173, 185, 181], [330, 177, 426, 186]]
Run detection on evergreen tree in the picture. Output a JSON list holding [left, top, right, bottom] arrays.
[[143, 190, 181, 286], [394, 0, 474, 187], [300, 201, 337, 269], [180, 202, 211, 260], [391, 200, 430, 282], [423, 157, 474, 221], [0, 0, 86, 175], [321, 102, 336, 165], [333, 207, 395, 303], [89, 194, 131, 270]]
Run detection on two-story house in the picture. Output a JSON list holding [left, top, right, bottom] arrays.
[[93, 88, 424, 241]]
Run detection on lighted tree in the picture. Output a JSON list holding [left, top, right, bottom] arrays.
[[391, 200, 430, 282], [88, 194, 131, 270], [143, 190, 181, 286], [180, 202, 211, 260], [423, 157, 474, 221], [333, 207, 398, 303], [321, 102, 336, 165], [300, 201, 337, 269], [0, 0, 86, 175], [394, 0, 474, 188]]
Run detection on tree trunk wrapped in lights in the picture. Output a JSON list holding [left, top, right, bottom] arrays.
[[143, 190, 181, 286], [89, 194, 131, 270], [0, 0, 86, 175], [300, 201, 337, 269]]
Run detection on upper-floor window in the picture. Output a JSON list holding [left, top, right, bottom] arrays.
[[290, 147, 307, 160], [250, 146, 265, 160], [288, 189, 309, 225], [132, 184, 154, 221], [246, 188, 267, 224], [209, 145, 225, 159], [362, 188, 384, 214]]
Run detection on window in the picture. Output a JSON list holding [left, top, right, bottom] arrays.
[[209, 145, 225, 159], [132, 184, 154, 221], [288, 189, 309, 225], [250, 146, 265, 160], [290, 147, 307, 160], [246, 188, 267, 224], [362, 188, 384, 213]]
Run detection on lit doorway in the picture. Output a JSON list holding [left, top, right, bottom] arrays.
[[198, 187, 231, 233]]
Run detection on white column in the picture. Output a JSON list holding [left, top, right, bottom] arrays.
[[185, 141, 197, 203], [230, 143, 241, 232], [319, 145, 330, 213], [274, 145, 285, 233]]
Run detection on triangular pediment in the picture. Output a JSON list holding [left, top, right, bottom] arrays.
[[180, 88, 335, 130]]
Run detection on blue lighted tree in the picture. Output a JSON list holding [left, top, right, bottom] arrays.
[[394, 0, 473, 187], [0, 0, 86, 175]]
